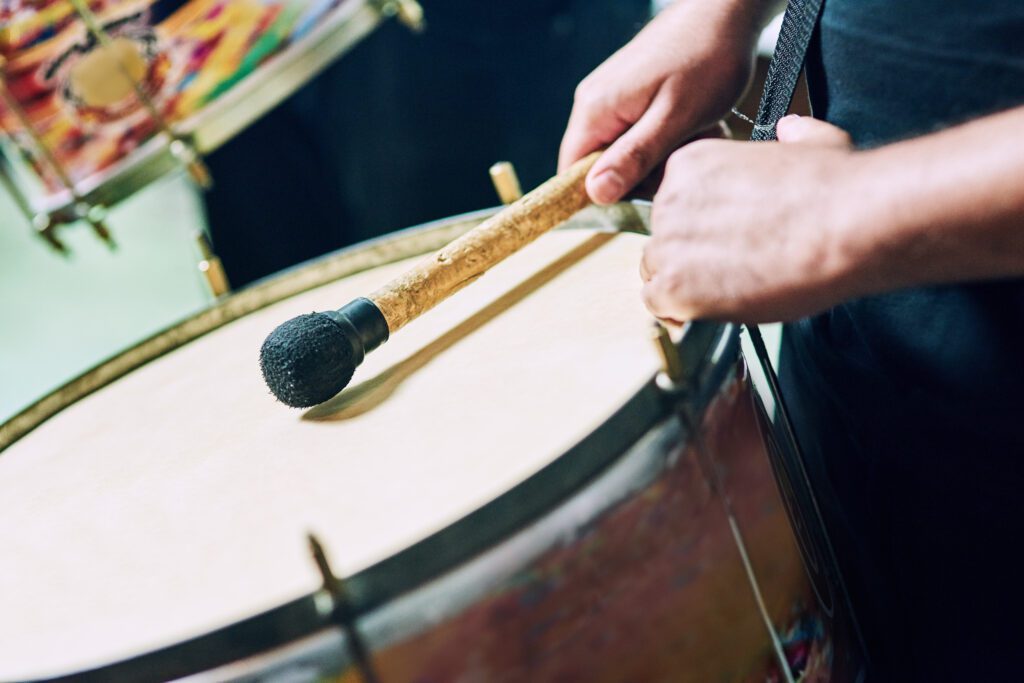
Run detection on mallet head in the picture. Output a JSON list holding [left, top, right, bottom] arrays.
[[259, 298, 389, 408]]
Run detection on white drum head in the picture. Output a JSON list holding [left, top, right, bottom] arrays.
[[0, 228, 658, 679]]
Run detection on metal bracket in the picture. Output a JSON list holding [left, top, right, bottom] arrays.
[[650, 321, 686, 394], [489, 161, 524, 205], [307, 533, 381, 683], [376, 0, 426, 32]]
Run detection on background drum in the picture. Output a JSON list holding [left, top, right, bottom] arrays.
[[0, 203, 864, 681], [0, 0, 422, 249]]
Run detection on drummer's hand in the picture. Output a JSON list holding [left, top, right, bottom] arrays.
[[558, 1, 763, 204], [640, 116, 863, 323]]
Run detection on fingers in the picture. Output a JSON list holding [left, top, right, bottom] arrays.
[[642, 275, 697, 324], [584, 85, 688, 205], [775, 114, 853, 148]]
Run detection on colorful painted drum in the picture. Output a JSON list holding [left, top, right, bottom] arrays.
[[0, 203, 865, 681], [0, 0, 415, 219]]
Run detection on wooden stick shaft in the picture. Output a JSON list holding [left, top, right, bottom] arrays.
[[370, 152, 600, 333]]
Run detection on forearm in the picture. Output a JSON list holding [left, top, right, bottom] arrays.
[[843, 106, 1024, 294]]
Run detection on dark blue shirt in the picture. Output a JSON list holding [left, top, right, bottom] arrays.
[[782, 1, 1024, 679]]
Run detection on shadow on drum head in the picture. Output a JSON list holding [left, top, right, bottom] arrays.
[[303, 232, 616, 422]]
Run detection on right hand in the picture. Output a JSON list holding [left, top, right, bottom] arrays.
[[558, 2, 764, 204]]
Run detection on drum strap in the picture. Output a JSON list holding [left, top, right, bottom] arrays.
[[742, 0, 870, 673], [749, 0, 824, 141]]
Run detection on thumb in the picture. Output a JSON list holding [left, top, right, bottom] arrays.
[[776, 114, 853, 148]]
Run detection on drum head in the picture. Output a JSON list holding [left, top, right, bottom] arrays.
[[0, 227, 659, 679]]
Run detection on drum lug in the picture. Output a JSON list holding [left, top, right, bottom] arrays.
[[489, 161, 524, 205], [195, 232, 231, 298], [650, 321, 685, 393], [35, 218, 70, 256], [169, 139, 213, 191], [307, 534, 381, 683], [376, 0, 426, 33]]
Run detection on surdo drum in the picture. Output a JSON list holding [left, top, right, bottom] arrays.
[[0, 204, 863, 682], [0, 0, 422, 246]]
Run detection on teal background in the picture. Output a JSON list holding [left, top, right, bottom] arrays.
[[0, 174, 213, 422]]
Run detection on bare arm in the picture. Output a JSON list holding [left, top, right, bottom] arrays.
[[846, 106, 1024, 292]]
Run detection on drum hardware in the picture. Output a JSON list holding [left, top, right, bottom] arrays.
[[0, 157, 69, 253], [307, 533, 382, 683], [374, 0, 426, 33], [678, 382, 799, 683], [0, 56, 114, 251], [65, 0, 213, 191], [195, 231, 231, 298], [650, 321, 684, 390], [260, 151, 602, 407], [489, 161, 524, 205]]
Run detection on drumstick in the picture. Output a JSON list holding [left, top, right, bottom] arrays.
[[260, 152, 601, 408]]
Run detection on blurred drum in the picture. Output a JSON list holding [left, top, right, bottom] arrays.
[[0, 204, 863, 681], [0, 0, 419, 226]]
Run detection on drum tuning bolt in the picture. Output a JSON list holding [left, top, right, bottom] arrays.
[[489, 161, 524, 205], [651, 322, 684, 390], [195, 232, 231, 298], [169, 139, 212, 190], [377, 0, 425, 32], [307, 534, 381, 683], [32, 216, 69, 255]]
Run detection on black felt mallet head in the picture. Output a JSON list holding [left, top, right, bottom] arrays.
[[259, 298, 389, 408]]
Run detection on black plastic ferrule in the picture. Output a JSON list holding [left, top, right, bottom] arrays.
[[324, 298, 390, 365]]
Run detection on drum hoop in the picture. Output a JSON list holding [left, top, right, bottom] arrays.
[[4, 203, 740, 681]]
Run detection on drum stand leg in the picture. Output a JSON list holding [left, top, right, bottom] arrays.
[[0, 58, 113, 250], [307, 534, 382, 683]]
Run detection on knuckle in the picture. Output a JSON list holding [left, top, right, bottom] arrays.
[[684, 138, 718, 158], [573, 78, 598, 106], [664, 147, 692, 174]]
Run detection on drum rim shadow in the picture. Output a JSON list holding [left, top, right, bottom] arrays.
[[303, 231, 617, 421]]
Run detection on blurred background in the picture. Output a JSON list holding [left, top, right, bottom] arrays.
[[0, 1, 785, 422]]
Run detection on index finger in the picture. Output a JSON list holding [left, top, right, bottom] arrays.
[[558, 102, 627, 174]]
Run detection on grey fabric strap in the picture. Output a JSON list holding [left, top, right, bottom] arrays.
[[751, 0, 826, 141]]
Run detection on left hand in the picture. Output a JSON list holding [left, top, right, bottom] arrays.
[[640, 115, 866, 323]]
